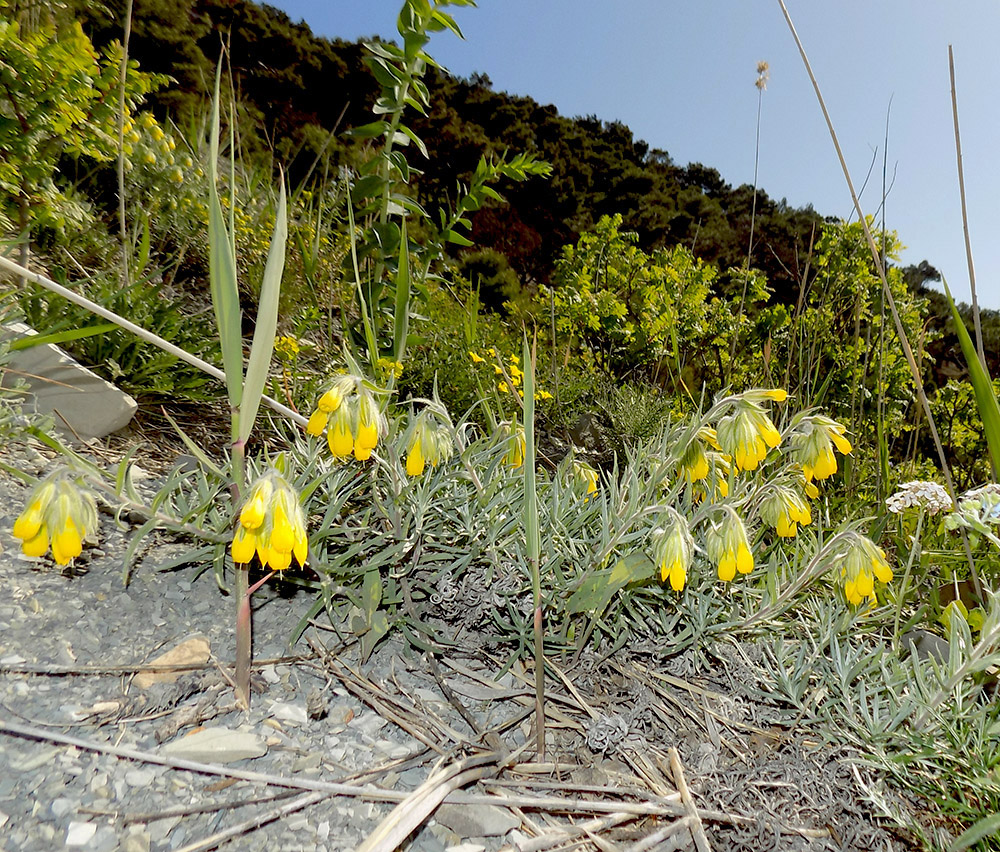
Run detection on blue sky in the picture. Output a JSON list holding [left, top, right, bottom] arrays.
[[271, 1, 1000, 309]]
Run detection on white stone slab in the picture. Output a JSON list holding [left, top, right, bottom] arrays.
[[2, 321, 137, 439]]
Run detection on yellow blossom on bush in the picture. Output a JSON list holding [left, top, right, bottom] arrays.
[[13, 470, 98, 566], [232, 471, 307, 572], [840, 533, 892, 606], [404, 409, 454, 476], [788, 414, 852, 482], [704, 508, 754, 582], [274, 336, 300, 361], [652, 511, 694, 592], [760, 486, 812, 537]]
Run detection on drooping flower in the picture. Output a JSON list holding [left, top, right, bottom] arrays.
[[788, 414, 852, 483], [13, 469, 98, 566], [679, 427, 720, 484], [306, 374, 386, 462], [760, 486, 812, 538], [232, 470, 308, 572], [704, 508, 754, 582], [716, 391, 785, 472], [404, 409, 454, 477], [496, 420, 526, 468], [840, 533, 893, 606], [652, 510, 694, 592], [571, 458, 600, 498]]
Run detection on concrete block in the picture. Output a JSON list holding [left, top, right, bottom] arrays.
[[2, 321, 137, 439]]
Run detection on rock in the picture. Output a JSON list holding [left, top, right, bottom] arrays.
[[160, 727, 267, 763], [122, 829, 151, 852], [269, 700, 308, 725], [2, 321, 137, 439], [134, 636, 211, 689], [65, 821, 97, 846], [435, 803, 519, 838]]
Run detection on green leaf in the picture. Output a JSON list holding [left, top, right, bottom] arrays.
[[7, 323, 117, 351], [567, 553, 657, 616], [948, 813, 1000, 851], [943, 277, 1000, 478], [208, 62, 243, 409], [239, 177, 287, 443], [348, 120, 388, 139], [443, 229, 473, 247], [392, 217, 410, 363], [361, 610, 390, 662]]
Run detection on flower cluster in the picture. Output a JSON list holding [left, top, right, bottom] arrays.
[[404, 409, 454, 476], [13, 470, 97, 565], [885, 480, 952, 515], [716, 390, 785, 472], [760, 485, 812, 538], [470, 348, 552, 401], [678, 426, 730, 500], [571, 458, 600, 498], [496, 420, 526, 468], [840, 533, 893, 606], [788, 414, 852, 484], [306, 374, 386, 461], [231, 471, 308, 572], [652, 511, 694, 592], [704, 508, 754, 582]]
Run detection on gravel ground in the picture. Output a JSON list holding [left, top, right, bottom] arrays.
[[0, 440, 923, 852]]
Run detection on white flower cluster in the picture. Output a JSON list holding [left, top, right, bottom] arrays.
[[962, 483, 1000, 504], [885, 480, 952, 515]]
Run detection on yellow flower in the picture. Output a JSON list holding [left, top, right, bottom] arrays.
[[840, 533, 892, 606], [704, 509, 754, 582], [572, 459, 599, 497], [496, 420, 526, 468], [470, 351, 485, 363], [274, 336, 300, 361], [680, 426, 721, 484], [404, 409, 454, 477], [306, 375, 385, 461], [653, 511, 693, 592], [716, 398, 783, 472], [760, 486, 812, 538], [788, 415, 852, 482], [232, 471, 307, 572], [535, 389, 553, 401], [12, 471, 97, 566]]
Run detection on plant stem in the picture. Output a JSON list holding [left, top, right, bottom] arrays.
[[892, 509, 924, 649]]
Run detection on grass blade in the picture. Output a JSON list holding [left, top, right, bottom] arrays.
[[391, 217, 410, 363], [943, 276, 1000, 478]]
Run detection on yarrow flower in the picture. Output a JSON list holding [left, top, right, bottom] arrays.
[[760, 485, 812, 538], [231, 470, 308, 572], [404, 409, 454, 477], [704, 508, 754, 582], [13, 469, 98, 565], [306, 374, 386, 462], [716, 390, 785, 472], [652, 510, 694, 592], [885, 480, 952, 515], [840, 533, 893, 606], [788, 414, 852, 483]]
